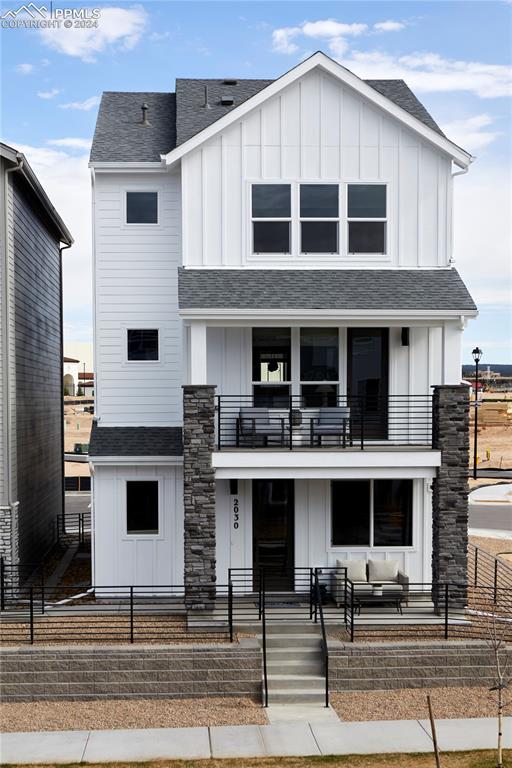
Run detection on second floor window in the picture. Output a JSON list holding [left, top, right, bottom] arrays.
[[300, 185, 339, 254], [347, 184, 387, 254], [127, 328, 159, 361], [252, 184, 291, 254], [126, 191, 158, 224]]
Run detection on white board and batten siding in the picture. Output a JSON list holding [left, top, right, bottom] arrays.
[[216, 478, 433, 585], [92, 464, 184, 587], [94, 171, 183, 427], [182, 69, 453, 270]]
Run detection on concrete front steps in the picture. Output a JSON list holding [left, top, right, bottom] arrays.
[[261, 622, 326, 704]]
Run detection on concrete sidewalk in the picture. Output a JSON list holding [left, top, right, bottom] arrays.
[[1, 717, 510, 763]]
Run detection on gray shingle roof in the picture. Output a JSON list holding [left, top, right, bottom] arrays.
[[90, 76, 445, 162], [89, 422, 183, 457], [178, 268, 476, 312], [90, 92, 176, 163]]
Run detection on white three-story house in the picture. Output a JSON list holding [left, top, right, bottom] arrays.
[[89, 52, 477, 607]]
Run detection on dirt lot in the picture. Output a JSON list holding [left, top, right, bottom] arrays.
[[469, 424, 512, 471], [64, 405, 93, 453]]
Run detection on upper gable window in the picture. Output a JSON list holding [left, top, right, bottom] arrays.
[[126, 191, 158, 224], [252, 184, 291, 254], [300, 185, 339, 254], [347, 184, 386, 254]]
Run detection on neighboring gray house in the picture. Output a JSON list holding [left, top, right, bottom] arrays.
[[0, 142, 73, 565]]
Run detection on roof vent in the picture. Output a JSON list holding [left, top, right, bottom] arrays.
[[202, 85, 212, 110], [140, 103, 150, 126], [223, 78, 238, 86], [220, 95, 234, 106]]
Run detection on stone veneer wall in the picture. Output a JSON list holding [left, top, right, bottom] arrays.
[[328, 640, 510, 691], [0, 640, 262, 702], [431, 385, 470, 592], [182, 385, 216, 611], [0, 503, 19, 568]]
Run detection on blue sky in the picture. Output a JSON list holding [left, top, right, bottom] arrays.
[[1, 0, 511, 364]]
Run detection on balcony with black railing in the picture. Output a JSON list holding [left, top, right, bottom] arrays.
[[216, 394, 433, 450]]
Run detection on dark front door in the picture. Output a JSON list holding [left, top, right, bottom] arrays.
[[252, 479, 294, 590], [347, 329, 389, 440]]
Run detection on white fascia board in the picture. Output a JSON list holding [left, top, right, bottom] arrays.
[[89, 455, 183, 466], [162, 52, 472, 169], [215, 467, 437, 479], [213, 450, 441, 474], [89, 162, 167, 172], [179, 308, 478, 324]]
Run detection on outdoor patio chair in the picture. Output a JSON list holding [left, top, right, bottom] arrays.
[[310, 406, 351, 447], [236, 407, 286, 447], [331, 559, 409, 607]]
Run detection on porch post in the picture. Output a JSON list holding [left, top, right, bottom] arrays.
[[183, 384, 216, 611], [431, 384, 470, 607]]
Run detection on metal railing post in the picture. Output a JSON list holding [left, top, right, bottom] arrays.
[[360, 400, 364, 450], [262, 583, 268, 708], [130, 586, 134, 643], [444, 584, 449, 640], [494, 559, 498, 604], [29, 587, 34, 644], [41, 569, 45, 615], [217, 397, 221, 451], [289, 396, 293, 450], [228, 580, 233, 643], [0, 557, 5, 612], [350, 584, 354, 642], [474, 547, 478, 587], [258, 568, 263, 621], [343, 568, 347, 626], [309, 568, 313, 620]]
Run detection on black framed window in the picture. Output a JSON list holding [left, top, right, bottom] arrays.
[[252, 184, 291, 253], [331, 479, 413, 547], [332, 481, 371, 546], [347, 184, 386, 254], [127, 329, 159, 361], [127, 481, 158, 535], [300, 184, 339, 254], [126, 192, 158, 224], [373, 480, 412, 546], [300, 327, 339, 407]]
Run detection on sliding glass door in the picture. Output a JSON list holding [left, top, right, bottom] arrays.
[[347, 329, 389, 440]]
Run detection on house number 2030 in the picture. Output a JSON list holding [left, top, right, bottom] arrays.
[[232, 497, 240, 530]]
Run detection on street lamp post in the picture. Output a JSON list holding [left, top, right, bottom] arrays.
[[472, 347, 483, 480]]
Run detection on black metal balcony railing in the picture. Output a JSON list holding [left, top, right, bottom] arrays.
[[216, 394, 433, 450]]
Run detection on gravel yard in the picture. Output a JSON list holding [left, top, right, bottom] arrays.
[[331, 685, 511, 721], [0, 697, 267, 732]]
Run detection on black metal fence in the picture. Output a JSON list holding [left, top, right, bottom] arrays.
[[56, 511, 91, 547], [216, 394, 433, 450], [469, 542, 512, 596]]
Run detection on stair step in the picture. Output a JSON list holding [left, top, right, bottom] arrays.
[[268, 674, 325, 690], [266, 634, 321, 648], [267, 661, 321, 675], [266, 648, 323, 662], [269, 689, 327, 704]]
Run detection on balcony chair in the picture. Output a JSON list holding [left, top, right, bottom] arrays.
[[236, 407, 286, 447], [310, 406, 351, 447]]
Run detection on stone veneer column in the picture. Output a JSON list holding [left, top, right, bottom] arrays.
[[432, 385, 470, 601], [182, 385, 216, 611]]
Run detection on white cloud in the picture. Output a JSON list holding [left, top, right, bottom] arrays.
[[37, 88, 60, 99], [440, 114, 501, 152], [272, 26, 301, 54], [338, 50, 512, 99], [272, 19, 366, 55], [374, 20, 406, 32], [301, 20, 367, 39], [48, 138, 92, 150], [15, 63, 34, 74], [9, 142, 93, 333], [329, 38, 349, 58], [38, 5, 148, 62], [59, 96, 100, 111]]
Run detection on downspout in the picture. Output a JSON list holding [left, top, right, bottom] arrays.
[[59, 241, 72, 531], [2, 155, 23, 517], [449, 162, 471, 265]]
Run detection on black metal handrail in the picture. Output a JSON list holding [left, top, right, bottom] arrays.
[[469, 542, 512, 599], [261, 569, 269, 708], [314, 568, 329, 708], [216, 394, 433, 450]]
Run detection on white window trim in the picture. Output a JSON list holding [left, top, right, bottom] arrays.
[[328, 478, 415, 551], [345, 182, 388, 257], [123, 325, 161, 365], [122, 478, 163, 540], [124, 189, 159, 226]]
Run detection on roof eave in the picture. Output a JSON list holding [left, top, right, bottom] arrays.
[[162, 52, 473, 170]]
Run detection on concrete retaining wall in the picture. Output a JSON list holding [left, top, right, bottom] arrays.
[[0, 639, 261, 702], [329, 639, 510, 691]]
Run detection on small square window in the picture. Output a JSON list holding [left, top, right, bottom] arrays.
[[300, 185, 338, 218], [252, 185, 291, 218], [127, 481, 158, 535], [127, 329, 159, 361], [126, 192, 158, 224], [301, 221, 338, 253], [348, 185, 386, 219], [253, 221, 290, 253]]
